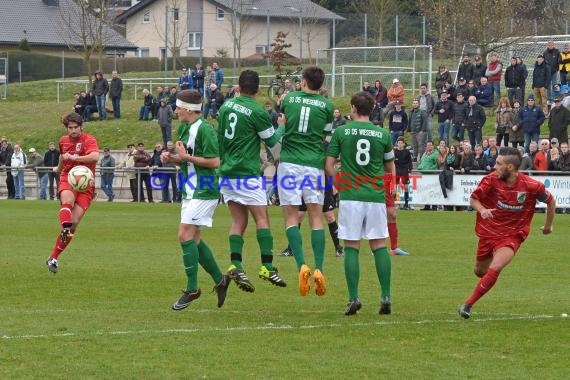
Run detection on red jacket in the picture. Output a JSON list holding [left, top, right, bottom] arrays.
[[486, 60, 503, 83], [533, 150, 548, 171]]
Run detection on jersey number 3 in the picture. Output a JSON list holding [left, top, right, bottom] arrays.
[[224, 113, 238, 139]]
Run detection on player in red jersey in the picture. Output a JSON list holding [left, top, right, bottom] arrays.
[[384, 172, 411, 256], [458, 147, 555, 319], [46, 113, 100, 273]]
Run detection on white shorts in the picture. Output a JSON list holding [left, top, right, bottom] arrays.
[[277, 162, 325, 206], [219, 177, 267, 206], [338, 200, 388, 241], [180, 199, 218, 226]]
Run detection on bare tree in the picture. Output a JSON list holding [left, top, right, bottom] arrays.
[[152, 0, 186, 72], [418, 0, 452, 53], [291, 2, 328, 62]]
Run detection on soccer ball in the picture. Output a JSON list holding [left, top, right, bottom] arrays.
[[67, 165, 94, 192]]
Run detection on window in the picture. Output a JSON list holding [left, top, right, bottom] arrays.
[[138, 48, 149, 57], [217, 8, 225, 20], [188, 32, 202, 50], [173, 8, 179, 21], [143, 11, 150, 23], [255, 45, 267, 54]]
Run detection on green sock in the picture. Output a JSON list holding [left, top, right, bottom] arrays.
[[311, 229, 325, 271], [344, 247, 359, 300], [229, 234, 244, 269], [372, 246, 391, 298], [181, 240, 199, 292], [286, 226, 305, 270], [197, 240, 222, 284], [257, 228, 274, 270]]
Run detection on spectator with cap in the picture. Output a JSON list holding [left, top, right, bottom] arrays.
[[548, 96, 570, 144], [473, 55, 487, 85], [505, 56, 525, 106], [0, 137, 16, 199], [387, 100, 408, 145], [44, 141, 60, 200], [178, 67, 192, 90], [456, 77, 468, 98], [518, 94, 545, 153], [435, 65, 452, 97], [26, 147, 48, 200], [532, 54, 551, 116], [99, 147, 116, 202], [457, 54, 474, 83], [452, 92, 468, 143], [387, 78, 404, 112]]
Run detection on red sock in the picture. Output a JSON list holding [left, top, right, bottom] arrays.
[[59, 204, 73, 227], [388, 222, 398, 250], [465, 268, 500, 306], [50, 234, 73, 260]]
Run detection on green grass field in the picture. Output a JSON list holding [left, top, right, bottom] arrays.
[[1, 201, 568, 379]]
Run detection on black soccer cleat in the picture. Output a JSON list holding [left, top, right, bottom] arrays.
[[60, 222, 74, 243], [172, 288, 202, 311], [459, 304, 472, 319], [279, 246, 293, 257], [345, 298, 362, 316], [379, 296, 392, 315], [227, 265, 255, 293], [213, 274, 230, 308], [46, 258, 58, 274]]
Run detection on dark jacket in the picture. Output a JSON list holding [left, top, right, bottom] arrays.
[[474, 154, 489, 172], [435, 70, 452, 94], [92, 76, 109, 96], [434, 99, 454, 123], [475, 83, 494, 106], [548, 105, 570, 143], [44, 148, 60, 167], [191, 68, 205, 90], [463, 103, 486, 131], [150, 149, 164, 167], [504, 64, 524, 88], [110, 77, 123, 97], [143, 93, 154, 107], [157, 104, 173, 128], [543, 47, 561, 73], [460, 151, 478, 173], [453, 101, 468, 125], [374, 86, 388, 107], [207, 89, 224, 107], [457, 62, 474, 82], [559, 152, 570, 171], [473, 63, 487, 84], [394, 148, 413, 178], [518, 105, 545, 134], [532, 61, 551, 88], [388, 109, 408, 133], [408, 108, 428, 133]]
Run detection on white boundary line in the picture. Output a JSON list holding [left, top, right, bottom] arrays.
[[1, 314, 560, 341]]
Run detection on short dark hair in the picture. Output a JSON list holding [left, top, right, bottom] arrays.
[[499, 146, 522, 168], [176, 89, 202, 105], [350, 91, 375, 117], [238, 70, 260, 96], [302, 66, 325, 91], [63, 112, 83, 127]]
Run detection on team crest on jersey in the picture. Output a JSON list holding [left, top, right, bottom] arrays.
[[517, 192, 526, 203], [75, 143, 82, 152]]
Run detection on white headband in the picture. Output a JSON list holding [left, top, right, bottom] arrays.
[[176, 99, 202, 111]]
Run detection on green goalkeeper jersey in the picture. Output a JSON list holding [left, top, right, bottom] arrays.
[[326, 121, 394, 203], [177, 117, 220, 200], [218, 95, 281, 178], [280, 91, 334, 169]]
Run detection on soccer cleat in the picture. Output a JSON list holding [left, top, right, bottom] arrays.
[[379, 296, 392, 315], [213, 274, 230, 308], [459, 304, 472, 319], [298, 264, 311, 296], [227, 265, 255, 293], [313, 269, 326, 296], [258, 266, 287, 287], [46, 258, 58, 274], [279, 246, 293, 257], [60, 222, 74, 243], [390, 247, 410, 256], [335, 246, 345, 257], [345, 298, 362, 316], [172, 288, 202, 311]]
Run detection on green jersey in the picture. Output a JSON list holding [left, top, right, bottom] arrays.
[[217, 95, 281, 178], [177, 117, 220, 200], [327, 121, 394, 203], [280, 91, 334, 169]]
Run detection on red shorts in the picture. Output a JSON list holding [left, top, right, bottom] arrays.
[[476, 235, 524, 262], [58, 180, 95, 211]]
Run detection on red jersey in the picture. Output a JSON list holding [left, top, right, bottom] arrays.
[[471, 172, 552, 240], [59, 133, 99, 181]]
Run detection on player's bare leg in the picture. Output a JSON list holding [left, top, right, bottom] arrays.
[[460, 247, 516, 319]]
